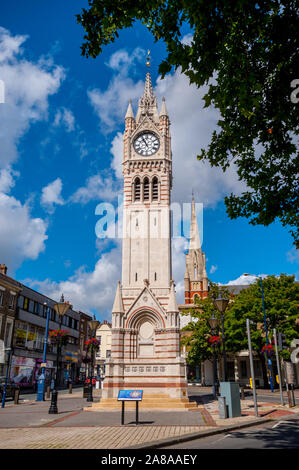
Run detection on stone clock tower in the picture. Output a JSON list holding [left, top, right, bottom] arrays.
[[91, 73, 196, 410]]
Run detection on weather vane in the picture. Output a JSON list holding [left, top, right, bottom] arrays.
[[146, 49, 151, 67]]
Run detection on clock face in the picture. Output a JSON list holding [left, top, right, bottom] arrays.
[[133, 132, 160, 156]]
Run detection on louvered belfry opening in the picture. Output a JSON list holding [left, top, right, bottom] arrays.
[[134, 178, 141, 201], [152, 177, 158, 201], [143, 177, 149, 201]]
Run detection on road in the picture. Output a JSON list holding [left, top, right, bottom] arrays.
[[164, 416, 299, 449], [188, 387, 299, 405]]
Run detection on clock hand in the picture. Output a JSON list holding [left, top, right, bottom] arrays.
[[142, 137, 148, 148]]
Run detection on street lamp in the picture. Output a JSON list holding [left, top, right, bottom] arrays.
[[87, 316, 100, 402], [243, 273, 274, 392], [213, 292, 229, 382], [207, 313, 219, 397], [48, 294, 72, 414]]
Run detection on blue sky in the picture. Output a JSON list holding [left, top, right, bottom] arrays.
[[0, 2, 298, 320]]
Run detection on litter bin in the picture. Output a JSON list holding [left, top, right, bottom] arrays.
[[83, 384, 89, 398], [220, 382, 241, 418], [218, 396, 228, 419]]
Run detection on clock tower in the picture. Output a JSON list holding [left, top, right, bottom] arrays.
[[91, 72, 196, 410]]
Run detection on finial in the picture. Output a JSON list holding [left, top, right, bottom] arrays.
[[146, 49, 150, 67]]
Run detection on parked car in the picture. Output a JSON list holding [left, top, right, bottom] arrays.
[[0, 376, 20, 401]]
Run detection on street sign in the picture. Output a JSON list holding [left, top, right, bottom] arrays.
[[117, 390, 143, 401]]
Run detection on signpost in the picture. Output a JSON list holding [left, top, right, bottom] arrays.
[[117, 390, 143, 425]]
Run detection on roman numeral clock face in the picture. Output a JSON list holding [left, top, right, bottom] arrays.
[[133, 132, 160, 156]]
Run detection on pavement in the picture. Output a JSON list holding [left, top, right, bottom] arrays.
[[0, 386, 298, 449]]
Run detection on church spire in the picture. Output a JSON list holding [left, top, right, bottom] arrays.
[[189, 194, 201, 251]]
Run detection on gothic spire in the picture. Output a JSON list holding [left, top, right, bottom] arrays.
[[189, 195, 201, 251], [167, 280, 179, 313], [125, 99, 135, 119], [112, 280, 124, 314], [136, 71, 159, 123], [159, 97, 168, 117]]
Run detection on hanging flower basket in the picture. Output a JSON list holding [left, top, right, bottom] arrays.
[[85, 338, 100, 353], [261, 344, 274, 355], [208, 335, 221, 345], [49, 329, 69, 346]]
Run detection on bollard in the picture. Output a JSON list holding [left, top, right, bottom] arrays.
[[69, 383, 72, 394], [288, 389, 295, 408], [14, 389, 20, 405], [46, 385, 50, 399]]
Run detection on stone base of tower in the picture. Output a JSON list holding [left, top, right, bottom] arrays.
[[86, 393, 197, 410], [86, 357, 197, 410]]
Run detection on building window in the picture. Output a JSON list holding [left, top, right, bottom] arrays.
[[17, 295, 23, 308], [240, 360, 247, 379], [23, 297, 29, 311], [152, 177, 158, 201], [143, 177, 149, 201], [154, 272, 157, 281], [34, 301, 39, 315], [134, 178, 140, 201], [254, 360, 262, 377], [0, 290, 4, 307], [106, 350, 111, 358], [135, 273, 138, 282], [8, 294, 15, 310], [4, 320, 13, 348], [28, 300, 34, 313]]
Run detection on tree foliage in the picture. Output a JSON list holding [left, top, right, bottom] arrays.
[[77, 1, 299, 246], [180, 282, 230, 365], [224, 274, 299, 361]]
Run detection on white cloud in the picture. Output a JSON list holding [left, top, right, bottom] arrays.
[[0, 193, 48, 271], [223, 273, 268, 286], [41, 178, 64, 213], [70, 173, 121, 204], [0, 27, 65, 169], [287, 247, 299, 264], [0, 166, 19, 193], [88, 48, 145, 132], [210, 265, 218, 274], [53, 107, 75, 132], [24, 241, 122, 317]]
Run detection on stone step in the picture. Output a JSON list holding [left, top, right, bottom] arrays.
[[86, 395, 198, 410]]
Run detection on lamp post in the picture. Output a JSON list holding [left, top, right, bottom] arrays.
[[48, 294, 72, 414], [86, 317, 100, 402], [208, 313, 219, 397], [36, 302, 50, 401], [243, 273, 274, 392], [213, 292, 229, 382]]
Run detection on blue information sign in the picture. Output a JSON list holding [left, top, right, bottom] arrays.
[[118, 390, 143, 401]]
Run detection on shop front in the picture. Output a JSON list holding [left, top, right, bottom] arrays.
[[10, 356, 54, 390]]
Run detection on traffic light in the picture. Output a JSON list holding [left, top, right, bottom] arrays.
[[278, 332, 287, 351]]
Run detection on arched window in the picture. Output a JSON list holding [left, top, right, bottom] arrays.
[[152, 177, 158, 201], [143, 177, 149, 201], [134, 178, 140, 201]]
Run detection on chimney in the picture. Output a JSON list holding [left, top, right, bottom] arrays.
[[0, 264, 7, 275]]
